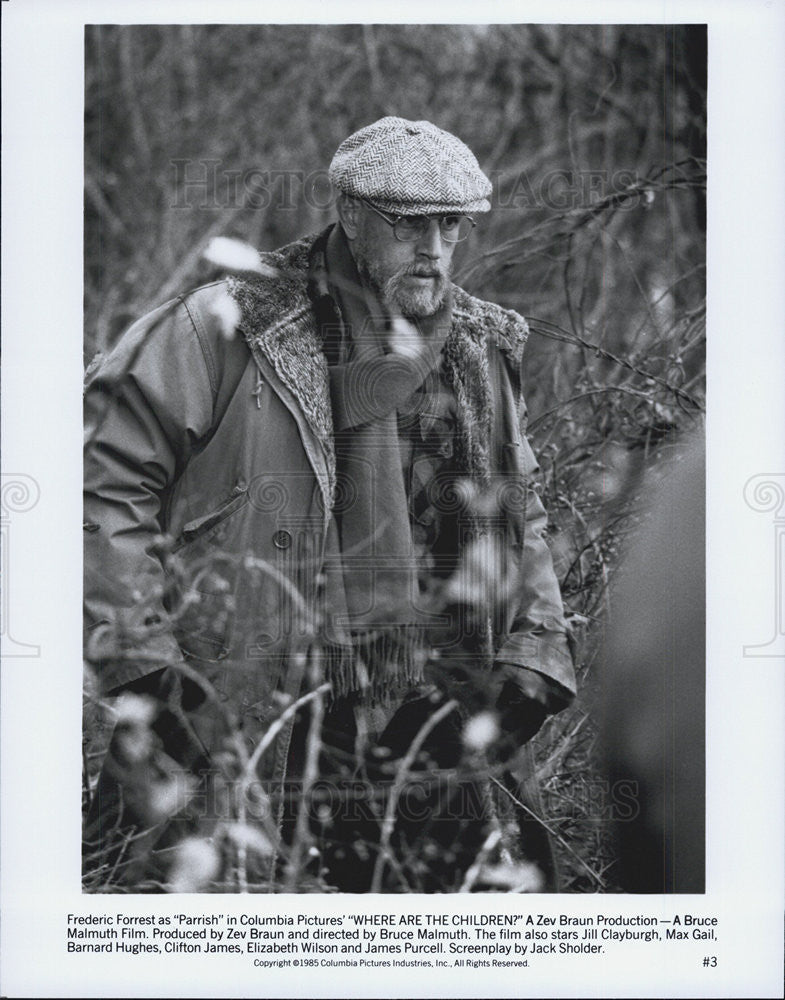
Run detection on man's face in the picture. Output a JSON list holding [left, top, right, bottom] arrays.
[[350, 204, 457, 318]]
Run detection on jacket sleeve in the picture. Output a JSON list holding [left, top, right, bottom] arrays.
[[493, 352, 577, 709], [84, 296, 216, 693]]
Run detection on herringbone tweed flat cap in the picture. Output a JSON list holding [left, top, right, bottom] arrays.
[[329, 117, 492, 216]]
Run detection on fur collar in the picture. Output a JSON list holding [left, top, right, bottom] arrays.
[[228, 229, 529, 505]]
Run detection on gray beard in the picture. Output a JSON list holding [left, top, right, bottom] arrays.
[[353, 247, 449, 318]]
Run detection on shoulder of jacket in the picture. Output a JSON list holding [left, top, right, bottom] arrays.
[[137, 280, 252, 403], [451, 284, 530, 367], [173, 233, 319, 379]]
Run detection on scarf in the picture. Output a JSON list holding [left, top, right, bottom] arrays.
[[325, 225, 452, 632]]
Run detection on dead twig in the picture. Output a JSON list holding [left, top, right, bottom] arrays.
[[370, 699, 458, 893]]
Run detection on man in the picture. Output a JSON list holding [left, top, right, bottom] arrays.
[[83, 117, 576, 892]]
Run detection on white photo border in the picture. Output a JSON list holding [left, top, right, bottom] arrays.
[[2, 1, 783, 997]]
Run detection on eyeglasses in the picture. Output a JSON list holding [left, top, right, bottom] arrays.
[[363, 200, 476, 243]]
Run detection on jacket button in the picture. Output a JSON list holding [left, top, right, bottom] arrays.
[[272, 529, 292, 549]]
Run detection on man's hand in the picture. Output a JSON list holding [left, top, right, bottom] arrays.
[[495, 679, 548, 751], [491, 666, 568, 762]]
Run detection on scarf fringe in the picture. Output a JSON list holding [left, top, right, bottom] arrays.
[[323, 627, 428, 706]]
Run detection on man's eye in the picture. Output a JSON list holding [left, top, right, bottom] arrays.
[[442, 216, 461, 229], [397, 217, 428, 237]]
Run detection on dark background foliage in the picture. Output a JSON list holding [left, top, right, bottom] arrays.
[[84, 23, 706, 892]]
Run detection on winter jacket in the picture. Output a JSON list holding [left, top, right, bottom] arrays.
[[83, 231, 576, 741]]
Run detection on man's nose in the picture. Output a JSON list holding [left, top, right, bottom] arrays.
[[415, 219, 443, 259]]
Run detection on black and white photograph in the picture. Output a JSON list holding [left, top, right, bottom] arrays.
[[1, 2, 783, 998], [80, 21, 707, 897]]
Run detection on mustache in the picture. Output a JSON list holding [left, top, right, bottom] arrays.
[[400, 262, 447, 279]]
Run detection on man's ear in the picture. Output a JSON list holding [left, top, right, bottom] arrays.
[[336, 194, 361, 240]]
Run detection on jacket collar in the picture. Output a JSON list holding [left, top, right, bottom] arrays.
[[229, 234, 336, 503]]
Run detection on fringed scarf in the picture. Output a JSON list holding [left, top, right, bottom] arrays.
[[321, 225, 453, 701], [311, 226, 487, 703]]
